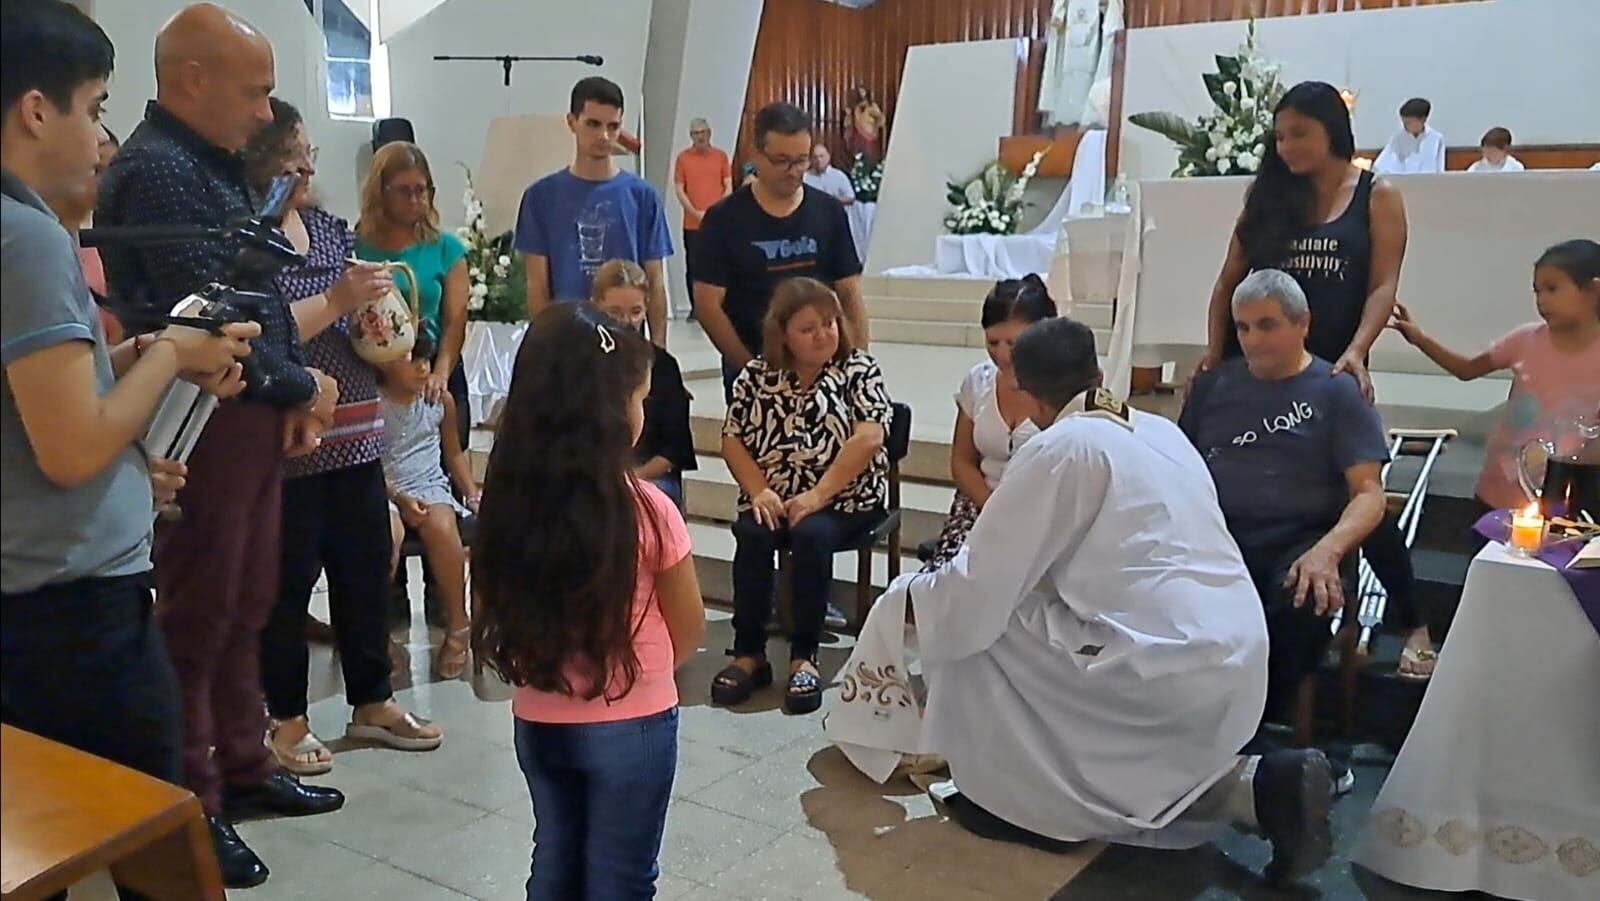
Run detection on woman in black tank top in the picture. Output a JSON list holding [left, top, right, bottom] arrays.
[[1200, 81, 1408, 404], [1195, 82, 1436, 681]]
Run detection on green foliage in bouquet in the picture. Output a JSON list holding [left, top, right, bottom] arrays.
[[849, 153, 883, 202], [458, 163, 528, 323]]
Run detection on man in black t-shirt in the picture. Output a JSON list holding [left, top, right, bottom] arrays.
[[693, 103, 867, 396], [1179, 269, 1388, 737]]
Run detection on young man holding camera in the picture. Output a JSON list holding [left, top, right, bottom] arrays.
[[1, 0, 257, 794]]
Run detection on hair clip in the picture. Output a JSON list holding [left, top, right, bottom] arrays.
[[597, 324, 616, 354]]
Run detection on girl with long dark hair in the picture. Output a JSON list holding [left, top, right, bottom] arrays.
[[474, 303, 705, 900], [1199, 81, 1436, 681]]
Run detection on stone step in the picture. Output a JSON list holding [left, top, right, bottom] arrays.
[[872, 317, 1113, 352], [867, 294, 1115, 330], [859, 274, 993, 301]]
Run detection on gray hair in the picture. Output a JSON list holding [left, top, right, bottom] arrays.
[[1232, 269, 1309, 322], [689, 117, 709, 131]]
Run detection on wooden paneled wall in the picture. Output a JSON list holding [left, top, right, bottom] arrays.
[[737, 0, 1485, 163]]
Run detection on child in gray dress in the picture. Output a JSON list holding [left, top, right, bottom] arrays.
[[378, 335, 478, 677]]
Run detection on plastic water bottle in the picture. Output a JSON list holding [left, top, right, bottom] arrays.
[[1108, 174, 1132, 213]]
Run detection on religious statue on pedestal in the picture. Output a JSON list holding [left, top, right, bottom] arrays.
[[1038, 0, 1123, 129], [843, 85, 886, 162]]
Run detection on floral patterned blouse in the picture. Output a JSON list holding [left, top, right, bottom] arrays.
[[723, 350, 893, 514]]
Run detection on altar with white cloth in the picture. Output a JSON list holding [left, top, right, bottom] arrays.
[[886, 130, 1109, 280], [462, 320, 528, 427], [1106, 171, 1600, 377], [1355, 543, 1600, 901]]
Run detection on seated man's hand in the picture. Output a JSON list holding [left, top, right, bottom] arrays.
[[149, 456, 187, 512], [282, 411, 325, 458], [1284, 542, 1345, 617]]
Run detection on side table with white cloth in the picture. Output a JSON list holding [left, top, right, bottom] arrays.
[[1355, 543, 1600, 901], [462, 320, 528, 428]]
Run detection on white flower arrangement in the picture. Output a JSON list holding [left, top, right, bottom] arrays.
[[943, 148, 1047, 236], [1128, 20, 1285, 178], [848, 153, 883, 202], [457, 163, 525, 322]]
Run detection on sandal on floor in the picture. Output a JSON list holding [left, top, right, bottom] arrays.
[[267, 724, 333, 776], [783, 664, 823, 715], [1397, 645, 1437, 681], [435, 627, 471, 679], [710, 657, 772, 706], [345, 711, 443, 751]]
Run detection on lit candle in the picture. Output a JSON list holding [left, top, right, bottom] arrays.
[[1509, 504, 1545, 556]]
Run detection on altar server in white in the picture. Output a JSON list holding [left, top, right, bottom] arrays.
[[1374, 98, 1446, 175], [1466, 127, 1524, 173], [904, 318, 1337, 884]]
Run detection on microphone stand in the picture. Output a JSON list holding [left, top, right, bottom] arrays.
[[433, 54, 603, 87]]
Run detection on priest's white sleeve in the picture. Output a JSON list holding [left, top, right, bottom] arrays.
[[905, 432, 1110, 667], [1373, 136, 1403, 175]]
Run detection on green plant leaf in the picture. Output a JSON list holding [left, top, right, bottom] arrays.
[[1216, 55, 1242, 82], [1127, 111, 1197, 145]]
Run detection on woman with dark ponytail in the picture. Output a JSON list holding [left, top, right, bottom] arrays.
[[1200, 80, 1406, 402], [1197, 81, 1436, 683]]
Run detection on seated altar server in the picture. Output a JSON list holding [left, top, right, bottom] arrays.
[[1466, 127, 1524, 173], [1373, 98, 1445, 175], [903, 317, 1336, 884]]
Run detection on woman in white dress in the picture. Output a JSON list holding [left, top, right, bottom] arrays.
[[922, 275, 1058, 570]]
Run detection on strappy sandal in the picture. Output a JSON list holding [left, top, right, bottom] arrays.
[[267, 722, 333, 776], [710, 656, 772, 706], [345, 710, 443, 752], [435, 627, 470, 679], [1397, 645, 1437, 681], [783, 661, 823, 715]]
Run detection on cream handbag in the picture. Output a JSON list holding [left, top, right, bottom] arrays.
[[349, 260, 420, 364]]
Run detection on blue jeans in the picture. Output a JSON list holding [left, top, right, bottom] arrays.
[[514, 708, 679, 900], [649, 474, 684, 512]]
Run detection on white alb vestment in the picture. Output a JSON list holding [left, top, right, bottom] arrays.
[[803, 166, 855, 203], [1374, 126, 1447, 175], [901, 391, 1269, 847], [1466, 154, 1525, 173], [1039, 0, 1103, 126]]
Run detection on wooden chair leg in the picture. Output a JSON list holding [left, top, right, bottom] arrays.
[[855, 547, 872, 631], [1337, 625, 1363, 739], [887, 528, 902, 581], [1292, 677, 1316, 749]]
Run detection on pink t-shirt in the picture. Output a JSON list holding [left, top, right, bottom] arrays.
[[1477, 322, 1600, 509], [512, 482, 693, 724]]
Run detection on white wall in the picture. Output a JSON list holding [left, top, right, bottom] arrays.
[[386, 0, 652, 232], [864, 39, 1021, 274], [643, 0, 764, 312], [1120, 0, 1600, 179], [92, 0, 370, 220]]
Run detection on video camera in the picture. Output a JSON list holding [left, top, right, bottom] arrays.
[[81, 174, 305, 508]]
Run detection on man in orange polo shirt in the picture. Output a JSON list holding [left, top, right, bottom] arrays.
[[672, 118, 731, 319]]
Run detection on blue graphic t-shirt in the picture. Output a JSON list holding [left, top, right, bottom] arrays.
[[512, 169, 673, 301], [694, 185, 861, 355], [1179, 357, 1390, 549]]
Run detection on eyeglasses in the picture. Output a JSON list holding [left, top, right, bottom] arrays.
[[760, 151, 809, 171], [385, 184, 435, 201]]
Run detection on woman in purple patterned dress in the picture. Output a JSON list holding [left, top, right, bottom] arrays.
[[248, 100, 443, 776]]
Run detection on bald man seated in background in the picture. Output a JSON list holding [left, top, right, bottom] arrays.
[[95, 3, 344, 889]]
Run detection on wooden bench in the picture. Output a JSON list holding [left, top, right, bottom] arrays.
[[1, 725, 222, 901]]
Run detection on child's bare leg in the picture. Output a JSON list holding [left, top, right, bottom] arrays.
[[388, 508, 406, 578], [416, 505, 468, 632]]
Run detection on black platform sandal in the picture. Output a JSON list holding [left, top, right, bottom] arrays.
[[710, 656, 772, 706], [783, 661, 824, 715]]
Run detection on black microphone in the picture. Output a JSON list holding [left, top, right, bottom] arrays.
[[577, 55, 603, 66]]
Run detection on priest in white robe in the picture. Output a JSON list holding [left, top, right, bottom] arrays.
[[1373, 98, 1446, 175], [901, 318, 1337, 884]]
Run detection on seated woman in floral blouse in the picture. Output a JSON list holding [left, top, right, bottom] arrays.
[[922, 275, 1057, 570], [713, 277, 892, 715]]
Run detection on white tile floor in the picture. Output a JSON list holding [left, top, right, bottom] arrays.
[[217, 609, 1101, 901]]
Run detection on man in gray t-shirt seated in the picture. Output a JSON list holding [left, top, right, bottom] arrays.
[[1179, 270, 1388, 740], [1, 0, 252, 790]]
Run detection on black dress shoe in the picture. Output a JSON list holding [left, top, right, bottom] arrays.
[[208, 815, 269, 889], [222, 770, 345, 821], [1254, 748, 1334, 885]]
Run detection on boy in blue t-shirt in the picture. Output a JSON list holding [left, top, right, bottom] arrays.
[[513, 76, 673, 345]]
